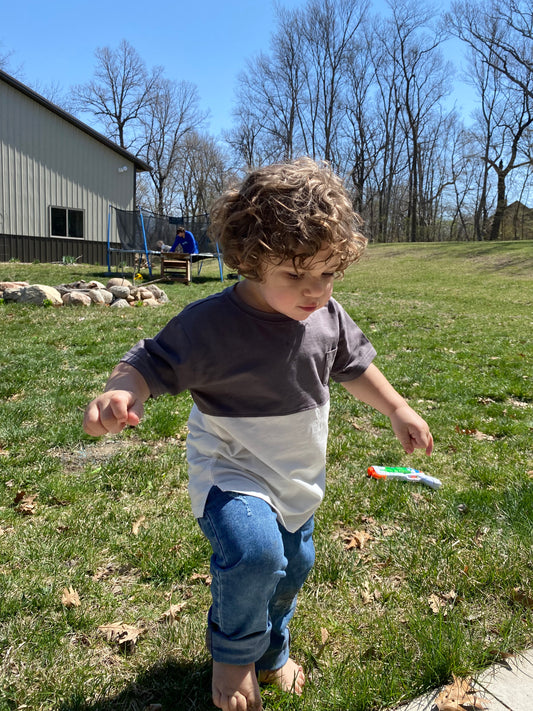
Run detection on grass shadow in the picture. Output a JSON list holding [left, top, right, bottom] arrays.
[[59, 659, 213, 711]]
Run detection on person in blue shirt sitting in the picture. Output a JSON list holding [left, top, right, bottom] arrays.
[[171, 227, 199, 254]]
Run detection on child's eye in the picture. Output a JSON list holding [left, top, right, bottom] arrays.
[[322, 272, 334, 278], [287, 273, 301, 280]]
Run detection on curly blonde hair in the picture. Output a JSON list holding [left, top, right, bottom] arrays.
[[209, 157, 367, 280]]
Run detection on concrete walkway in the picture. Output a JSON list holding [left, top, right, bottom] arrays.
[[389, 649, 533, 711]]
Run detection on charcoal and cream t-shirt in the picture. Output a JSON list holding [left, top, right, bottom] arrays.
[[122, 284, 375, 532]]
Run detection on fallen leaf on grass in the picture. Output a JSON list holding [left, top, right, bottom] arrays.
[[132, 516, 148, 535], [511, 587, 533, 609], [313, 627, 331, 662], [434, 675, 489, 710], [61, 586, 81, 608], [158, 602, 187, 623], [98, 622, 147, 648], [360, 580, 382, 605], [488, 649, 516, 663], [190, 573, 212, 585], [455, 426, 495, 441], [428, 590, 458, 615], [14, 492, 38, 515], [344, 530, 373, 550]]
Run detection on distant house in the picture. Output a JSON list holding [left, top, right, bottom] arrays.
[[499, 201, 533, 240], [0, 69, 150, 265]]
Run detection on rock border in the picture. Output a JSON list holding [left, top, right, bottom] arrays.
[[0, 278, 169, 308]]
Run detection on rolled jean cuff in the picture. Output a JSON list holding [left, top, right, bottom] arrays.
[[206, 615, 272, 665]]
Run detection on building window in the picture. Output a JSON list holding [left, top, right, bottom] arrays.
[[50, 207, 84, 238]]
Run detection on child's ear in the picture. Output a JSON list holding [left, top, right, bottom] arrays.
[[237, 262, 256, 279]]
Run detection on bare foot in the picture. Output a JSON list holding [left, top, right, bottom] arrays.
[[212, 660, 262, 711], [257, 658, 305, 695]]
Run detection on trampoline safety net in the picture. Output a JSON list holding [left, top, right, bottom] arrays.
[[107, 207, 220, 277]]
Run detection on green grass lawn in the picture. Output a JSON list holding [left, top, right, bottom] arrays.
[[0, 242, 532, 710]]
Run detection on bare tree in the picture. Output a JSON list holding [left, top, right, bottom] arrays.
[[225, 109, 266, 170], [299, 0, 369, 163], [0, 43, 15, 71], [447, 0, 533, 238], [175, 132, 234, 217], [363, 13, 408, 242], [342, 23, 377, 214], [70, 39, 162, 152], [232, 6, 306, 165], [140, 78, 207, 215], [448, 0, 532, 101], [383, 0, 454, 241]]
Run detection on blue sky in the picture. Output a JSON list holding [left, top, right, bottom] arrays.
[[2, 0, 470, 137], [2, 0, 306, 136]]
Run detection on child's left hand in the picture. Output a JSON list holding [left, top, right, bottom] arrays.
[[389, 404, 433, 456]]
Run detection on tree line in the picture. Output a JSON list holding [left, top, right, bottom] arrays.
[[3, 0, 532, 242]]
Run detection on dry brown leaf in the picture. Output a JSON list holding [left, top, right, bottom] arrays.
[[434, 675, 489, 710], [158, 602, 187, 623], [511, 587, 533, 609], [132, 516, 147, 536], [98, 622, 147, 647], [191, 572, 212, 585], [344, 530, 373, 550], [472, 431, 495, 441], [454, 426, 495, 441], [428, 592, 458, 615], [61, 586, 81, 608], [14, 492, 38, 515], [361, 589, 373, 605], [429, 594, 446, 614], [314, 626, 331, 661], [360, 581, 381, 605]]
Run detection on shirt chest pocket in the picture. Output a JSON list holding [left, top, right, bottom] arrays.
[[321, 348, 338, 385]]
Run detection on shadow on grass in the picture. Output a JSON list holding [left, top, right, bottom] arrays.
[[59, 658, 213, 711], [92, 269, 228, 286]]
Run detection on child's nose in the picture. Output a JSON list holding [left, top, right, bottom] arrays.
[[303, 277, 324, 296]]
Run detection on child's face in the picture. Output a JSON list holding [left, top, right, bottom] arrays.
[[238, 245, 339, 321]]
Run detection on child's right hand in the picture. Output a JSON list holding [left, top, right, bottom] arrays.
[[83, 390, 144, 436]]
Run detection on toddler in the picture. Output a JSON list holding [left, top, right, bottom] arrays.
[[84, 157, 433, 711]]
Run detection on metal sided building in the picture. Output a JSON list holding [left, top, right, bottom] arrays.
[[0, 69, 150, 265]]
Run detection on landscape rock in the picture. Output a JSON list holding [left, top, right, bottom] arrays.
[[15, 284, 63, 306], [2, 286, 25, 301], [141, 297, 159, 307], [63, 291, 92, 307], [83, 289, 106, 304], [106, 278, 132, 289], [109, 285, 131, 300], [91, 288, 113, 305], [0, 281, 29, 297], [2, 277, 168, 308], [134, 287, 154, 300], [110, 298, 131, 308], [144, 284, 163, 299]]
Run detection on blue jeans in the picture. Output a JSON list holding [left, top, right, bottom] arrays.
[[197, 486, 315, 670]]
